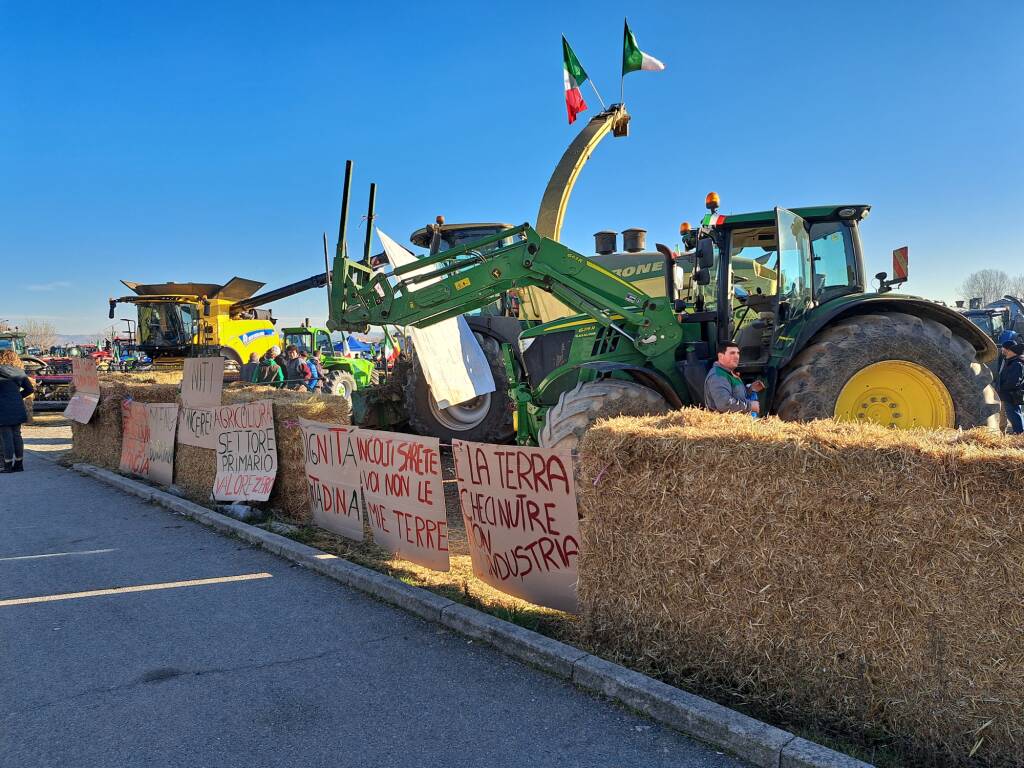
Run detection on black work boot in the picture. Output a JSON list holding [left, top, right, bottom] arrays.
[[1, 461, 13, 474], [13, 458, 23, 472]]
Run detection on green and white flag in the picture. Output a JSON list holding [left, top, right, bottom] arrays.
[[622, 19, 665, 75]]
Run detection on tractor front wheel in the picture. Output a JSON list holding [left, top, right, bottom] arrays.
[[538, 379, 671, 453], [323, 370, 357, 403], [775, 312, 999, 430]]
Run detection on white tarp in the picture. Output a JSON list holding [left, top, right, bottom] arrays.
[[376, 228, 495, 408]]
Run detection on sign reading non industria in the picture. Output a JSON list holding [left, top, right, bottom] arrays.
[[452, 440, 581, 613], [299, 418, 363, 542], [356, 428, 449, 571], [64, 358, 101, 424], [213, 399, 277, 502]]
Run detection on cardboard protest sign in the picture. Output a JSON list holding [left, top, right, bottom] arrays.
[[452, 440, 581, 613], [145, 403, 178, 485], [178, 358, 224, 448], [119, 401, 178, 485], [120, 400, 150, 478], [63, 358, 100, 424], [356, 428, 449, 571], [213, 400, 276, 502], [299, 418, 363, 542], [181, 357, 224, 407]]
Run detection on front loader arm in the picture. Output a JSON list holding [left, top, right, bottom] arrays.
[[327, 224, 681, 358]]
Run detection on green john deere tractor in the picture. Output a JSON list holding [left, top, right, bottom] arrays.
[[327, 198, 998, 450], [280, 323, 376, 399]]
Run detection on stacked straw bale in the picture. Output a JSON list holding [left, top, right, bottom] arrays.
[[69, 376, 350, 523], [576, 409, 1024, 767]]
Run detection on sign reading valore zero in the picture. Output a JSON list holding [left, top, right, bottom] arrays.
[[299, 418, 363, 542], [64, 358, 101, 424], [177, 357, 224, 449], [213, 399, 276, 501], [356, 428, 449, 571], [452, 440, 581, 613], [119, 401, 178, 485]]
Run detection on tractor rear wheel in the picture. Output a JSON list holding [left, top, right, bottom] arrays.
[[775, 312, 999, 429], [406, 333, 514, 444], [323, 370, 357, 403], [538, 379, 671, 453]]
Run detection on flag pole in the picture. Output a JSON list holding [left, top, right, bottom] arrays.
[[588, 80, 606, 110]]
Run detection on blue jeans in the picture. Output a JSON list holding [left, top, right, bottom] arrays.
[[0, 424, 23, 462], [1006, 404, 1024, 435]]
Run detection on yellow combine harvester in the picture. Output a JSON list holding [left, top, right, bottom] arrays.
[[108, 277, 290, 368]]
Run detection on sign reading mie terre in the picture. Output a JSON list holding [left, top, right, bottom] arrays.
[[357, 429, 449, 572]]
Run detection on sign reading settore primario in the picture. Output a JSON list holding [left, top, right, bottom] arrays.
[[213, 399, 276, 502], [453, 440, 581, 613]]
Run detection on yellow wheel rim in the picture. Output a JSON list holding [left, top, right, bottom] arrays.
[[835, 361, 954, 429]]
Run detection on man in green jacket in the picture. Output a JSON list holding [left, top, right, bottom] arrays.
[[703, 341, 763, 414], [253, 350, 284, 388]]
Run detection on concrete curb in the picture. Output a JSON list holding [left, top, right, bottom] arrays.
[[71, 462, 873, 768]]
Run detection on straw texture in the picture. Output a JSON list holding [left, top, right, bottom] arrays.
[[576, 409, 1024, 767]]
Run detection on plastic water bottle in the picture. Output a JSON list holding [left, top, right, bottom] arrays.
[[748, 391, 759, 419]]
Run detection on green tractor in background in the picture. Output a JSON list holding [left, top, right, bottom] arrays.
[[328, 196, 999, 450], [280, 322, 377, 400]]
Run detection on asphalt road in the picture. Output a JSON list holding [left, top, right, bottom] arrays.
[[0, 452, 747, 768]]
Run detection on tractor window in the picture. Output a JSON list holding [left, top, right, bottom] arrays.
[[315, 331, 333, 353], [776, 208, 814, 320], [283, 332, 312, 352], [809, 221, 859, 301]]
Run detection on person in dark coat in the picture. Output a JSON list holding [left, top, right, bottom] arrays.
[[0, 349, 35, 473], [239, 352, 260, 385], [997, 338, 1024, 434]]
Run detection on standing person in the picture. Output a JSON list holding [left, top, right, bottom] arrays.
[[703, 341, 764, 414], [284, 345, 311, 390], [240, 352, 260, 384], [0, 350, 35, 473], [997, 337, 1024, 434], [272, 345, 288, 382], [309, 350, 325, 392], [300, 350, 320, 392], [254, 350, 284, 388]]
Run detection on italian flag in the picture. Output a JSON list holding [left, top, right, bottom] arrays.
[[622, 20, 665, 75], [383, 327, 401, 363], [562, 35, 589, 125]]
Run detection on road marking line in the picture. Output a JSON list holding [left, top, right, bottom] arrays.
[[0, 572, 273, 607], [0, 548, 117, 562]]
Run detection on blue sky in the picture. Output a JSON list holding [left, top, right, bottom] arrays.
[[2, 0, 1021, 334]]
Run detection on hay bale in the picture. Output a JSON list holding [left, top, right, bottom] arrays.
[[71, 377, 351, 522], [576, 409, 1024, 767]]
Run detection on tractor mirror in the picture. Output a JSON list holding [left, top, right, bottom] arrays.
[[203, 300, 211, 317], [108, 299, 116, 320], [696, 238, 715, 269], [694, 267, 711, 286]]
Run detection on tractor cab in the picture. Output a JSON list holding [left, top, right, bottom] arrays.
[[0, 332, 27, 357], [680, 198, 870, 375]]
